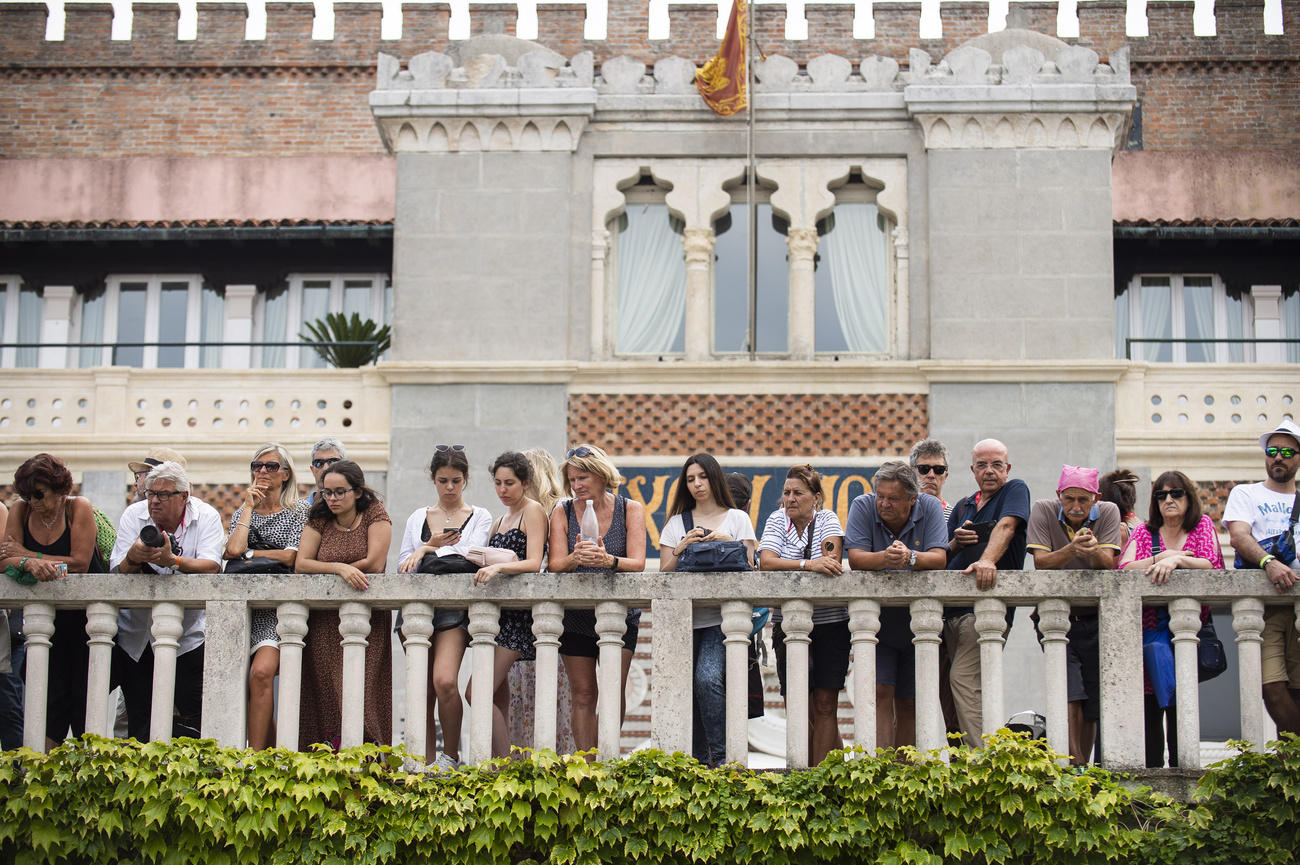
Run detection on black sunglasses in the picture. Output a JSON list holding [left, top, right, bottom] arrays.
[[1266, 446, 1298, 459], [916, 464, 947, 475], [250, 461, 282, 473], [566, 446, 594, 459], [1154, 488, 1187, 502], [24, 489, 46, 501], [435, 444, 465, 453], [310, 457, 341, 469]]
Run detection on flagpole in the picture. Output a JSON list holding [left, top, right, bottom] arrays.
[[746, 0, 757, 360]]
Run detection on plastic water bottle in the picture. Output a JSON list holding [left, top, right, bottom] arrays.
[[580, 499, 600, 545]]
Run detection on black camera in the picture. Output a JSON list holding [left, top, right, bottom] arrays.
[[139, 525, 182, 557]]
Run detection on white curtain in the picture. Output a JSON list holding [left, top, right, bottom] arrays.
[[1182, 278, 1215, 363], [1284, 291, 1300, 363], [1138, 279, 1171, 362], [1225, 292, 1246, 362], [200, 286, 224, 369], [16, 288, 41, 368], [261, 286, 288, 368], [300, 283, 330, 368], [823, 203, 888, 353], [79, 288, 106, 368], [1114, 291, 1130, 359], [616, 205, 686, 354]]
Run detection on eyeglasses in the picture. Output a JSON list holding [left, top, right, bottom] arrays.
[[1154, 488, 1187, 502], [916, 464, 947, 476], [133, 470, 150, 480], [974, 461, 1007, 472], [566, 446, 594, 459], [311, 457, 341, 469], [1266, 446, 1298, 459], [144, 490, 184, 502], [24, 489, 46, 501], [250, 461, 282, 473], [435, 444, 465, 453], [321, 487, 356, 500]]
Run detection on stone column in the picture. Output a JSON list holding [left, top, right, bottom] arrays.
[[1098, 580, 1145, 769], [910, 598, 945, 752], [222, 284, 257, 369], [531, 601, 565, 752], [400, 602, 435, 761], [651, 598, 693, 756], [338, 602, 371, 749], [200, 600, 249, 748], [595, 600, 627, 760], [721, 600, 754, 766], [83, 602, 118, 739], [21, 603, 55, 752], [276, 602, 309, 751], [466, 601, 501, 765], [682, 228, 716, 361], [589, 230, 610, 360], [148, 602, 185, 742], [1036, 599, 1072, 764], [1251, 285, 1284, 363], [39, 285, 75, 369], [780, 600, 814, 769], [974, 598, 1007, 737], [1169, 598, 1203, 770], [786, 227, 819, 360], [1232, 598, 1266, 751], [847, 599, 881, 756]]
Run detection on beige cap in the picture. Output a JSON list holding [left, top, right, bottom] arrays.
[[128, 447, 188, 474]]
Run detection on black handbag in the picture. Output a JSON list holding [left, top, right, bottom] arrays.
[[1197, 616, 1228, 682], [224, 523, 293, 575], [1232, 492, 1299, 570], [418, 552, 478, 575], [675, 511, 752, 573]]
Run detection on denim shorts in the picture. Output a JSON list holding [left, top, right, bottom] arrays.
[[772, 619, 851, 695]]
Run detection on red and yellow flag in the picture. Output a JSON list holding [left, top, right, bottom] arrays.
[[695, 0, 747, 116]]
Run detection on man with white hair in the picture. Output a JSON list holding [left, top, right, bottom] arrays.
[[110, 461, 223, 741], [306, 437, 346, 506]]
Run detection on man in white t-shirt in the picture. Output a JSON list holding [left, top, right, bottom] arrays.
[[1224, 419, 1300, 734]]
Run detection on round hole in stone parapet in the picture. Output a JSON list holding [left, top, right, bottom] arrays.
[[291, 399, 301, 410], [1258, 395, 1268, 405], [135, 417, 145, 427], [1230, 395, 1241, 405], [137, 399, 147, 409], [25, 417, 34, 426], [27, 398, 36, 408], [212, 418, 223, 428], [290, 417, 300, 428], [1205, 414, 1214, 424], [161, 417, 171, 427], [342, 417, 352, 427], [52, 398, 63, 408], [187, 418, 197, 427], [214, 399, 223, 410], [1177, 394, 1188, 405], [51, 416, 61, 427], [1259, 413, 1269, 423], [317, 400, 327, 410], [1150, 395, 1162, 406], [265, 418, 274, 427], [238, 418, 249, 428], [1151, 413, 1162, 423], [265, 399, 275, 410], [1204, 395, 1214, 406], [1177, 413, 1188, 423], [78, 398, 87, 408], [1232, 414, 1242, 423], [1, 399, 10, 409], [239, 399, 250, 410], [0, 417, 8, 428], [188, 399, 198, 410], [1285, 395, 1294, 405], [316, 417, 326, 427], [163, 399, 172, 409], [343, 399, 353, 410], [77, 417, 86, 426]]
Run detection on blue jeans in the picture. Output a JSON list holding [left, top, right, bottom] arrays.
[[693, 625, 727, 766]]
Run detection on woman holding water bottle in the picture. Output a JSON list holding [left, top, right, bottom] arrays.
[[548, 443, 646, 754]]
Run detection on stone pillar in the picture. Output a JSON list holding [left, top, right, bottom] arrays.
[[786, 227, 819, 361], [400, 602, 435, 761], [39, 285, 75, 368], [83, 602, 118, 739], [847, 599, 881, 756], [1169, 598, 1203, 770], [1232, 598, 1266, 752], [1036, 599, 1072, 764], [651, 598, 693, 755], [589, 229, 610, 360], [148, 602, 185, 742], [682, 228, 716, 361], [276, 602, 309, 751], [1251, 285, 1284, 363], [595, 601, 627, 760], [531, 601, 565, 752], [721, 600, 754, 766], [222, 284, 257, 369], [910, 598, 945, 752], [974, 598, 1007, 737], [780, 600, 814, 769], [1098, 580, 1145, 770], [338, 602, 371, 749], [466, 601, 500, 765], [200, 600, 249, 748], [21, 603, 55, 752]]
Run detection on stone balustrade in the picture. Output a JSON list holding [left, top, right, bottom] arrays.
[[0, 569, 1287, 770]]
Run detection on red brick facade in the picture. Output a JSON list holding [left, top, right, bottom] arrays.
[[0, 1, 1295, 156]]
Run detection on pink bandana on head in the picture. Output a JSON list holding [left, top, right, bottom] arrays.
[[1057, 465, 1100, 494]]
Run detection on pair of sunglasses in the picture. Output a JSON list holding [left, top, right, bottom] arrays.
[[250, 461, 282, 473], [436, 444, 465, 453], [566, 446, 594, 459], [915, 464, 947, 476], [310, 457, 341, 469], [1266, 446, 1298, 459], [1154, 488, 1187, 502]]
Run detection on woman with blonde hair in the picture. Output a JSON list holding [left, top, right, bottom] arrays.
[[548, 444, 646, 753], [523, 447, 565, 513], [224, 442, 308, 749]]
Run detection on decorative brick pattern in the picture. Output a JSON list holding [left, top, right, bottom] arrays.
[[1197, 479, 1253, 529], [567, 393, 928, 456]]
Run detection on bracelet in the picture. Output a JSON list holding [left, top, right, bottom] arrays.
[[608, 553, 617, 570], [35, 552, 42, 559], [18, 557, 29, 571], [1261, 554, 1277, 569], [238, 522, 252, 529]]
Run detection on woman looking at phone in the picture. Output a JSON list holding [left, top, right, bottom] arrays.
[[397, 444, 492, 769], [548, 444, 646, 754]]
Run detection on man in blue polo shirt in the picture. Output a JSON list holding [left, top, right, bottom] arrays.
[[944, 438, 1031, 748], [846, 460, 949, 748]]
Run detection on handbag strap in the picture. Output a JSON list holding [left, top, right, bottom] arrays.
[[802, 514, 815, 560], [1289, 492, 1300, 530], [1150, 527, 1164, 556], [682, 510, 694, 533]]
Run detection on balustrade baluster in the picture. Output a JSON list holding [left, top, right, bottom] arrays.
[[400, 603, 434, 761], [201, 600, 250, 747], [910, 598, 944, 752], [338, 602, 371, 749], [595, 601, 627, 760], [275, 602, 309, 750], [531, 601, 564, 752], [1036, 599, 1071, 764], [650, 598, 692, 756], [1170, 597, 1203, 769], [83, 602, 118, 739], [847, 599, 881, 756], [780, 600, 814, 769], [21, 603, 55, 752], [467, 601, 501, 765], [1098, 580, 1144, 769], [974, 599, 1007, 738], [1230, 598, 1266, 750], [721, 600, 754, 766], [148, 602, 184, 742]]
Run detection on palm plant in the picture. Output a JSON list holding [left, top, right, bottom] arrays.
[[299, 312, 392, 368]]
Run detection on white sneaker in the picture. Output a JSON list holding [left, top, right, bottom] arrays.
[[432, 752, 463, 771]]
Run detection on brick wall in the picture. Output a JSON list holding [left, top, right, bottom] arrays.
[[0, 0, 1295, 156], [567, 393, 929, 457]]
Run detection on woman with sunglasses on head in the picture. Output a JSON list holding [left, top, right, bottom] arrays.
[[295, 459, 392, 749], [658, 452, 756, 766], [548, 444, 646, 754], [757, 464, 846, 767], [223, 443, 308, 750], [1117, 471, 1222, 767], [397, 444, 492, 769], [0, 454, 102, 749]]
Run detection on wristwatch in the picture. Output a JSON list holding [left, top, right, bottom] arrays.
[[243, 549, 255, 560], [908, 549, 918, 568]]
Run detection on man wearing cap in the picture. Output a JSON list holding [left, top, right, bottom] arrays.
[[1026, 465, 1122, 765], [110, 460, 223, 740], [128, 447, 188, 503], [1225, 419, 1300, 734]]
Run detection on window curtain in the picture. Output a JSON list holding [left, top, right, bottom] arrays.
[[79, 287, 106, 368], [1182, 278, 1215, 363], [261, 285, 288, 368], [616, 205, 686, 354], [1225, 292, 1246, 363], [1138, 280, 1171, 362], [1284, 291, 1300, 363], [1114, 291, 1130, 359], [823, 203, 888, 353], [299, 283, 330, 368], [16, 287, 41, 368], [200, 286, 224, 368]]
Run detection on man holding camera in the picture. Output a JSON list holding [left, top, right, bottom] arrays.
[[110, 459, 223, 741]]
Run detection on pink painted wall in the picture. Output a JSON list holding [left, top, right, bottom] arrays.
[[1113, 150, 1300, 223], [0, 155, 395, 223]]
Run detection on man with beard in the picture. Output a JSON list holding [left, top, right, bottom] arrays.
[[1225, 419, 1300, 733]]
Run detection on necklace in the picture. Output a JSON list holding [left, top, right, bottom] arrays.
[[336, 510, 363, 532], [38, 502, 62, 531]]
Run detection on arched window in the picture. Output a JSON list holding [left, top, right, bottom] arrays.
[[713, 182, 789, 354], [814, 186, 892, 354], [609, 193, 686, 355]]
